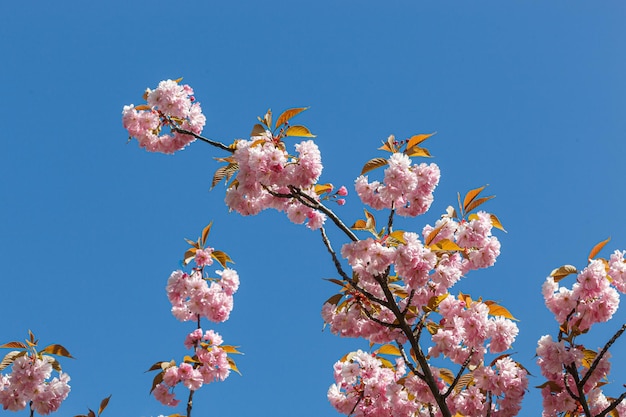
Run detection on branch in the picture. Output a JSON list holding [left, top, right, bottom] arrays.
[[186, 388, 195, 417], [597, 391, 626, 417], [443, 349, 474, 399], [396, 340, 425, 380], [290, 187, 358, 242], [319, 227, 388, 307], [372, 274, 452, 417], [565, 364, 591, 417], [581, 323, 626, 387], [172, 127, 234, 153]]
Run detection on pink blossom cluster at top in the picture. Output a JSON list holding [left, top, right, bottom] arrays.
[[327, 350, 527, 417], [166, 268, 240, 322], [322, 211, 503, 345], [355, 153, 440, 217], [536, 252, 626, 416], [0, 355, 70, 415], [225, 134, 326, 229], [153, 329, 230, 407], [122, 79, 206, 154]]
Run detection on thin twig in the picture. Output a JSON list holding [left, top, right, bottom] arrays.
[[443, 349, 474, 399], [581, 323, 626, 387], [597, 391, 626, 417], [565, 364, 591, 417], [172, 127, 234, 153]]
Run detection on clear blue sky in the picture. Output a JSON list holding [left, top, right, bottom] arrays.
[[1, 2, 625, 416]]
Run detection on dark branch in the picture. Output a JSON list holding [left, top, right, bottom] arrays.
[[172, 127, 234, 153]]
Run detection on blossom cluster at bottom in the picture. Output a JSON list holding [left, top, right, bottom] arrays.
[[328, 350, 527, 417], [152, 329, 231, 407], [0, 355, 70, 415]]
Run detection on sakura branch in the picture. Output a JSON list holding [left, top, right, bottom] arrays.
[[121, 78, 624, 417]]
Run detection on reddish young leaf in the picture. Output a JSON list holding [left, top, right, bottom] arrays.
[[41, 344, 74, 359], [464, 195, 495, 215], [274, 107, 308, 128], [351, 219, 368, 230], [406, 133, 435, 149], [314, 183, 333, 195], [404, 145, 431, 158], [376, 344, 401, 356], [588, 237, 611, 261], [285, 125, 316, 137], [378, 135, 396, 153], [212, 250, 234, 268], [220, 345, 243, 354], [250, 123, 266, 137], [201, 222, 213, 246], [0, 351, 25, 371], [324, 293, 344, 306], [549, 265, 578, 283], [98, 395, 111, 415], [490, 214, 506, 232], [463, 186, 487, 213], [133, 104, 151, 111], [0, 341, 27, 349], [360, 157, 388, 175], [182, 248, 197, 266], [484, 301, 518, 321], [227, 357, 242, 375]]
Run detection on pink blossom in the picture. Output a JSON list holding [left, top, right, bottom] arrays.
[[195, 248, 214, 267], [153, 383, 180, 407]]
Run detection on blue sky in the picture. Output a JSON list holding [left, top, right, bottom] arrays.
[[1, 1, 625, 416]]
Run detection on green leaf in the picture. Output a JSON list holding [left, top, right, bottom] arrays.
[[275, 107, 309, 129], [41, 344, 74, 358], [285, 125, 316, 137], [360, 157, 388, 175]]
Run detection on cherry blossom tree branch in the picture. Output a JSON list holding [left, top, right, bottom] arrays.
[[172, 127, 234, 153], [581, 323, 626, 387], [598, 391, 626, 417], [372, 273, 452, 417], [443, 349, 474, 399], [565, 364, 591, 417]]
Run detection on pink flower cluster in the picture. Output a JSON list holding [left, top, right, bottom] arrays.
[[0, 355, 70, 415], [449, 357, 528, 417], [322, 211, 503, 344], [225, 135, 326, 229], [328, 350, 527, 417], [153, 329, 230, 407], [166, 268, 239, 322], [355, 153, 440, 217], [542, 257, 622, 332], [429, 296, 519, 366], [122, 79, 206, 154], [537, 251, 626, 416]]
